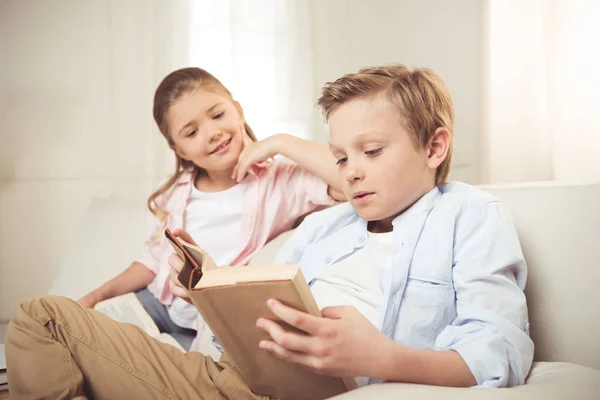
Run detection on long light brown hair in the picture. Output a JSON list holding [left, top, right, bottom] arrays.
[[148, 67, 257, 223]]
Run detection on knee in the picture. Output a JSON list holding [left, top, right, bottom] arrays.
[[11, 295, 73, 328]]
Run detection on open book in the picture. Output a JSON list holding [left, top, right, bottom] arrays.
[[93, 293, 185, 352], [165, 228, 357, 400]]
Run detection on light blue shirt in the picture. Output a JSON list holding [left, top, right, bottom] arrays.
[[275, 182, 534, 388]]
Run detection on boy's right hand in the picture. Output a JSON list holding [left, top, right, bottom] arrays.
[[167, 229, 197, 304]]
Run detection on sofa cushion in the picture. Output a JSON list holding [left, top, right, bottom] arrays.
[[48, 195, 148, 300], [248, 230, 295, 266], [481, 182, 600, 370], [329, 362, 600, 399]]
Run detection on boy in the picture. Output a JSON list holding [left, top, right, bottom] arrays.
[[6, 65, 533, 398]]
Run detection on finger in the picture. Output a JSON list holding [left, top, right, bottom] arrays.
[[231, 158, 239, 179], [169, 277, 191, 303], [169, 262, 183, 283], [320, 306, 349, 320], [236, 158, 250, 182], [232, 144, 247, 179], [236, 147, 256, 182], [256, 317, 315, 354], [259, 340, 326, 375], [234, 150, 249, 182], [241, 124, 253, 147], [266, 299, 323, 335], [168, 253, 185, 273], [173, 229, 197, 246]]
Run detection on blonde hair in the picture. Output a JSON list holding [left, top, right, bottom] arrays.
[[317, 64, 454, 184], [149, 67, 257, 222]]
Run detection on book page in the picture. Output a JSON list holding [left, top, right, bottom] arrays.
[[155, 333, 185, 352], [94, 293, 159, 337], [196, 264, 299, 289]]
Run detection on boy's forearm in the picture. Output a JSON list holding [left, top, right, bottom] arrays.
[[377, 341, 476, 387], [274, 134, 341, 192]]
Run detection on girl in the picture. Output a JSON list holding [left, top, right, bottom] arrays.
[[78, 67, 344, 350]]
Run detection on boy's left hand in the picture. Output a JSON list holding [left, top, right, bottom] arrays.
[[256, 299, 392, 378]]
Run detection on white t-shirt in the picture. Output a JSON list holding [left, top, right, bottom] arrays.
[[168, 182, 248, 329], [310, 231, 394, 386]]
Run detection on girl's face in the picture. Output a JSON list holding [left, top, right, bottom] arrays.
[[167, 88, 246, 174]]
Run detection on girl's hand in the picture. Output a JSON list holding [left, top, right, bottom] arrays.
[[256, 299, 395, 378], [232, 134, 287, 182], [167, 229, 197, 304], [78, 292, 102, 308]]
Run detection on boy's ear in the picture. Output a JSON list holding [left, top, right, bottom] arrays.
[[426, 127, 451, 169]]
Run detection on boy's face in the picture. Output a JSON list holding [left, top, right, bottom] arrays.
[[328, 94, 440, 232]]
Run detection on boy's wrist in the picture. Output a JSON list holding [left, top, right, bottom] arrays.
[[379, 343, 476, 387], [374, 339, 411, 381]]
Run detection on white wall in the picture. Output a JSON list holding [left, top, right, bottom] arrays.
[[483, 0, 600, 185], [0, 0, 186, 320], [0, 0, 486, 320], [1, 0, 536, 320], [310, 0, 485, 184]]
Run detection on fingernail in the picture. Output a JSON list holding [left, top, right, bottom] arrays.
[[256, 319, 264, 328], [267, 299, 276, 307], [259, 341, 267, 349]]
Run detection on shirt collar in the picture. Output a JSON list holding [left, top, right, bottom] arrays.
[[392, 186, 441, 227]]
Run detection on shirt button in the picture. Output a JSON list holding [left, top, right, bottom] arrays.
[[357, 236, 366, 243], [325, 255, 332, 263]]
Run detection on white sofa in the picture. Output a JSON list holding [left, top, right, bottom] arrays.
[[49, 182, 600, 399]]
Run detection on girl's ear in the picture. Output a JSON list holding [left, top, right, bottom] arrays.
[[426, 127, 451, 169], [171, 144, 188, 161]]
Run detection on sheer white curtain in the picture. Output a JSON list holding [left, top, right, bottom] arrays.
[[105, 0, 192, 182], [188, 0, 315, 140], [484, 0, 600, 184]]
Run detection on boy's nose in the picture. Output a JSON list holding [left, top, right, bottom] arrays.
[[345, 165, 364, 182]]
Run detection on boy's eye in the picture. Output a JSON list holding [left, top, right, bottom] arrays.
[[186, 129, 197, 138], [365, 148, 383, 157], [213, 111, 224, 119], [336, 157, 348, 166]]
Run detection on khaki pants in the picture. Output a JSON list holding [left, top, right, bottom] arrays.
[[6, 295, 269, 400]]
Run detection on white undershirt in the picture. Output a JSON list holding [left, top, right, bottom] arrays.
[[310, 231, 394, 386], [168, 182, 248, 329]]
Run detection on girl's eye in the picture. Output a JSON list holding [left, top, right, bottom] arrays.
[[213, 111, 224, 119], [336, 157, 348, 166], [365, 148, 383, 157], [186, 129, 197, 138]]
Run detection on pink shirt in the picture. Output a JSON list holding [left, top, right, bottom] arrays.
[[137, 158, 335, 305]]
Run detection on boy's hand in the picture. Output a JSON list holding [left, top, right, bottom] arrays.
[[232, 133, 285, 182], [256, 299, 393, 378], [167, 229, 197, 304]]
